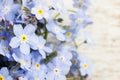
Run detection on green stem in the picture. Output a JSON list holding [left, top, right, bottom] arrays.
[[43, 18, 48, 40], [67, 78, 74, 80], [53, 13, 60, 20], [73, 39, 78, 49], [44, 28, 48, 40], [77, 40, 86, 47], [67, 9, 77, 13]]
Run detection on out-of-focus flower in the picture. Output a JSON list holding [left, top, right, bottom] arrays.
[[12, 48, 31, 70], [0, 0, 20, 21], [0, 67, 13, 80], [34, 36, 52, 58], [73, 0, 90, 10], [70, 9, 91, 29], [46, 20, 65, 41]]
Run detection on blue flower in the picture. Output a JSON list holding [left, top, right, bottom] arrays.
[[79, 56, 93, 76], [70, 53, 81, 77], [0, 41, 11, 58], [0, 30, 12, 58], [24, 53, 47, 80], [52, 50, 72, 67], [0, 0, 20, 21], [51, 0, 66, 13], [12, 48, 32, 70], [73, 0, 90, 10], [9, 24, 37, 54], [69, 9, 91, 28], [46, 20, 65, 41], [46, 62, 67, 80], [31, 2, 49, 20], [34, 36, 52, 58], [0, 67, 13, 80], [64, 29, 76, 42]]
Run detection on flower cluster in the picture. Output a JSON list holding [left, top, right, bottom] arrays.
[[0, 0, 93, 80]]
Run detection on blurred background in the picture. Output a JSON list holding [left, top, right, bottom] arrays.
[[79, 0, 120, 80], [65, 0, 120, 80]]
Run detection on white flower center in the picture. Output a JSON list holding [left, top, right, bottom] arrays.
[[38, 43, 44, 49], [3, 6, 10, 14], [75, 18, 83, 24], [54, 27, 60, 33]]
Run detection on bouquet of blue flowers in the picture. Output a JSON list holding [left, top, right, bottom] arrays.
[[0, 0, 93, 80]]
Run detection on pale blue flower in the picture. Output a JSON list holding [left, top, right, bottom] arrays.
[[69, 9, 91, 29], [79, 56, 93, 76], [51, 0, 66, 13], [9, 24, 37, 54], [34, 36, 52, 58], [46, 62, 67, 80], [64, 29, 76, 42], [0, 67, 13, 80], [12, 48, 32, 70], [24, 53, 47, 80], [0, 0, 20, 21], [46, 20, 65, 41], [0, 41, 11, 58], [70, 52, 80, 77], [73, 0, 90, 10], [0, 30, 12, 58], [52, 50, 72, 67], [31, 2, 49, 20]]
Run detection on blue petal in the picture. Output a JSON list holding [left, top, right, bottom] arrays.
[[13, 24, 23, 36], [56, 33, 65, 41], [20, 43, 30, 55], [0, 67, 9, 75], [9, 37, 20, 48], [24, 24, 36, 35], [38, 49, 46, 58], [44, 47, 52, 53]]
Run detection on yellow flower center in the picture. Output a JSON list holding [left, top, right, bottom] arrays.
[[54, 68, 60, 75], [38, 43, 43, 49], [37, 9, 43, 15], [83, 63, 88, 69], [35, 78, 39, 80], [21, 35, 27, 42], [21, 60, 25, 65], [66, 32, 72, 37], [35, 63, 40, 69], [0, 75, 4, 80]]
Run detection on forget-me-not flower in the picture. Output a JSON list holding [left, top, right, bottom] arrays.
[[46, 62, 68, 80], [9, 24, 37, 54], [34, 36, 52, 58], [12, 48, 32, 70], [0, 0, 20, 21], [46, 20, 66, 41], [0, 67, 13, 80], [31, 2, 49, 20], [79, 56, 93, 76]]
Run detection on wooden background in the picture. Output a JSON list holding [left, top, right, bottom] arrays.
[[76, 0, 120, 80]]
